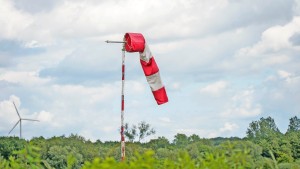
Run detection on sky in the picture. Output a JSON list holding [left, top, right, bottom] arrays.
[[0, 0, 300, 142]]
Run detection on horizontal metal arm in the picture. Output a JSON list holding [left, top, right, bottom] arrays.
[[105, 40, 126, 43]]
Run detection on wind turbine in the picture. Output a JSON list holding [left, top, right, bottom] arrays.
[[8, 102, 39, 138]]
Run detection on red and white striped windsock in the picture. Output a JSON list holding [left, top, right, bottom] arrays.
[[124, 33, 168, 105]]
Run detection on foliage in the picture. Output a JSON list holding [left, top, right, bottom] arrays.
[[246, 116, 281, 142], [173, 133, 189, 147], [146, 136, 170, 150], [45, 145, 83, 169], [0, 116, 300, 168], [245, 116, 300, 164], [124, 121, 156, 142], [0, 143, 51, 169], [287, 116, 300, 133], [0, 137, 26, 159], [124, 123, 137, 142], [137, 121, 156, 142], [285, 130, 300, 160]]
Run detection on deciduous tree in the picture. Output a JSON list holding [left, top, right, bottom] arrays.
[[287, 116, 300, 133], [246, 116, 281, 142], [124, 121, 156, 142]]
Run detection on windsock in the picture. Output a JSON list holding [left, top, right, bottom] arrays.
[[124, 33, 168, 105]]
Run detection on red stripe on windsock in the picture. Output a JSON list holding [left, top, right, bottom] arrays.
[[140, 57, 159, 76], [152, 87, 168, 105]]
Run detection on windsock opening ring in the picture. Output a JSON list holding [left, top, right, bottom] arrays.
[[124, 33, 145, 53]]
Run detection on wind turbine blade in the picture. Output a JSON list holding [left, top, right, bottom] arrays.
[[12, 102, 21, 119], [8, 120, 20, 134], [22, 118, 39, 122]]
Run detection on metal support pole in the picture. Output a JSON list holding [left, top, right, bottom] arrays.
[[120, 40, 126, 161], [105, 39, 126, 161]]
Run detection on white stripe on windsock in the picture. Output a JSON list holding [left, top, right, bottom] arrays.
[[139, 43, 152, 62], [139, 43, 168, 105], [146, 72, 164, 91]]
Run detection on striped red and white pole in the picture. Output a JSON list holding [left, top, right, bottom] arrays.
[[105, 39, 126, 161], [120, 40, 126, 161]]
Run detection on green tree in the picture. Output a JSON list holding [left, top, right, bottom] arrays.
[[66, 134, 99, 162], [276, 136, 293, 163], [188, 134, 200, 143], [124, 123, 137, 142], [246, 116, 281, 142], [0, 137, 26, 159], [137, 121, 156, 142], [285, 116, 300, 159], [246, 116, 296, 162], [185, 140, 213, 160], [287, 116, 300, 133], [0, 155, 9, 168], [147, 136, 170, 150], [0, 144, 52, 169], [46, 145, 83, 169], [173, 133, 189, 147], [124, 121, 156, 142], [10, 145, 44, 169], [286, 131, 300, 159]]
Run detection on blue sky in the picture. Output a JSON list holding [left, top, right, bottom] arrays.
[[0, 0, 300, 141]]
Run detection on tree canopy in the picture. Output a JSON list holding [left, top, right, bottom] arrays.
[[1, 116, 300, 168]]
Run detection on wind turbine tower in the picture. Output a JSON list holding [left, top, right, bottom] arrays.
[[8, 102, 39, 138]]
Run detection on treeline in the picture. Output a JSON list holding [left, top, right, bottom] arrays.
[[0, 116, 300, 168]]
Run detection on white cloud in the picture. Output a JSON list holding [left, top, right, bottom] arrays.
[[0, 0, 255, 43], [170, 82, 181, 90], [220, 122, 239, 132], [200, 80, 228, 96], [0, 96, 20, 123], [15, 0, 199, 42], [232, 16, 300, 73], [295, 0, 300, 15], [0, 71, 51, 86], [174, 122, 239, 138], [0, 0, 33, 39], [266, 70, 299, 84], [222, 89, 262, 118], [174, 128, 219, 138], [101, 126, 116, 133], [275, 70, 300, 84], [175, 128, 201, 136], [52, 84, 117, 103], [36, 111, 53, 123], [23, 40, 48, 48], [278, 70, 292, 79], [159, 117, 171, 123], [261, 55, 290, 66], [152, 40, 191, 54]]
